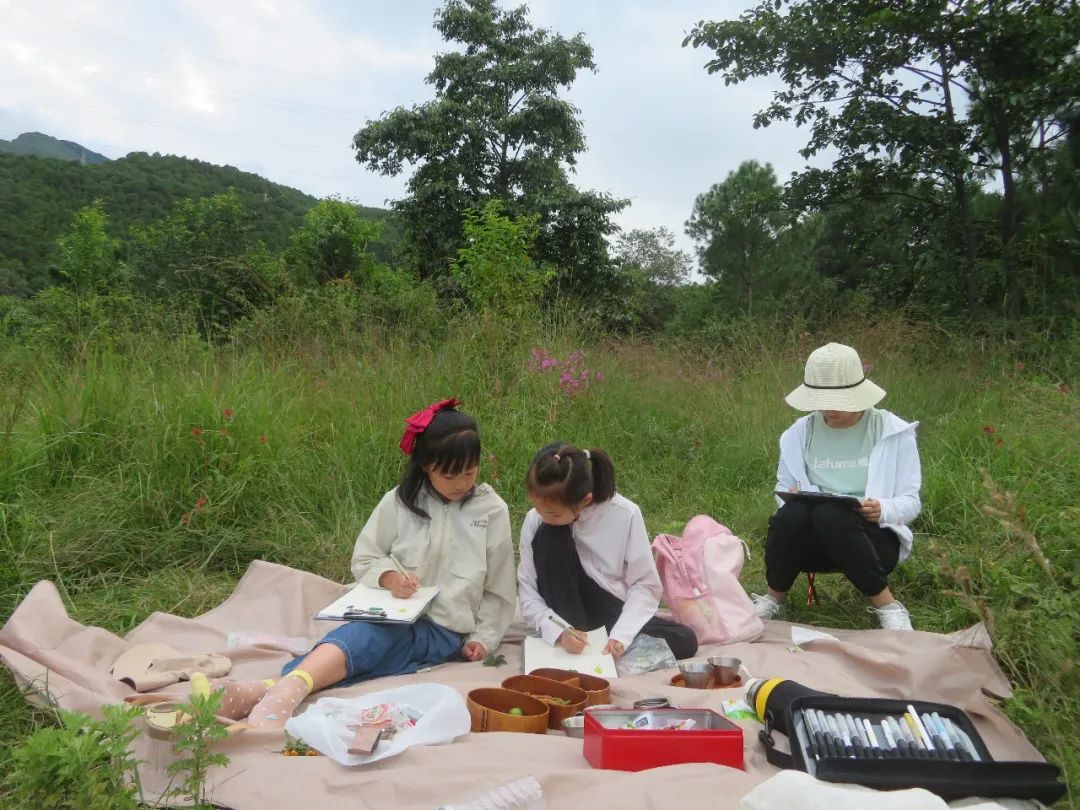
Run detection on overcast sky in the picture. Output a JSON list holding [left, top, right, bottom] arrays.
[[0, 0, 814, 260]]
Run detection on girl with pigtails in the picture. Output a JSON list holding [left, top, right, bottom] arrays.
[[517, 442, 698, 661]]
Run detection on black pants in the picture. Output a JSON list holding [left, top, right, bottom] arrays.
[[531, 522, 698, 660], [765, 500, 900, 597]]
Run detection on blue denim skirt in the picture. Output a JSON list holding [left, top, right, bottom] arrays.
[[282, 618, 465, 687]]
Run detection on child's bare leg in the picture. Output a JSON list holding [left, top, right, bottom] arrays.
[[247, 643, 346, 728]]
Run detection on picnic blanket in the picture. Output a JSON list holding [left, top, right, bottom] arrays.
[[0, 560, 1044, 810]]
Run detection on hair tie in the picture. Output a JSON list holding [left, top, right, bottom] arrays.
[[399, 398, 461, 455], [584, 449, 591, 461]]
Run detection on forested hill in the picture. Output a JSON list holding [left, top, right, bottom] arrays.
[[0, 132, 111, 164], [0, 149, 389, 292]]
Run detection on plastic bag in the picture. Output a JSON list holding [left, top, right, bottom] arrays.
[[285, 682, 470, 766], [615, 634, 676, 676]]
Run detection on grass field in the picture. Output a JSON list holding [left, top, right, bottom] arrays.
[[1, 311, 1077, 805]]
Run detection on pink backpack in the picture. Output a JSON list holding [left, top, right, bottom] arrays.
[[652, 515, 764, 645]]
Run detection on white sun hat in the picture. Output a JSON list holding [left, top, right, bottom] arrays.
[[785, 342, 886, 412]]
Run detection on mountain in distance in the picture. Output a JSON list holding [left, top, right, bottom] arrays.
[[0, 131, 111, 165], [0, 135, 394, 295]]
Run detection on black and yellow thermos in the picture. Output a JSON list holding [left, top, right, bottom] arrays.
[[745, 678, 834, 734]]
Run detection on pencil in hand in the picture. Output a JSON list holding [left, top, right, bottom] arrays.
[[388, 554, 420, 589], [550, 616, 588, 645]]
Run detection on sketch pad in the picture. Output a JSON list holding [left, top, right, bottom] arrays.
[[523, 627, 618, 678], [315, 582, 440, 623]]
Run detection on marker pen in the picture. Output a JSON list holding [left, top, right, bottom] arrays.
[[879, 716, 900, 758], [862, 717, 884, 759]]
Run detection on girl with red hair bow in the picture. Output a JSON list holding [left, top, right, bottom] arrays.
[[240, 399, 516, 728]]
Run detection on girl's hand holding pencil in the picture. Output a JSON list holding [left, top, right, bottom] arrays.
[[378, 554, 420, 598], [551, 616, 588, 654]]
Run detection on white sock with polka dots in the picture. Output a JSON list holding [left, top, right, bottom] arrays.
[[190, 674, 276, 720], [246, 670, 314, 728]]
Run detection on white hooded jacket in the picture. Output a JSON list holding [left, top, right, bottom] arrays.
[[775, 410, 922, 561], [351, 483, 517, 653]]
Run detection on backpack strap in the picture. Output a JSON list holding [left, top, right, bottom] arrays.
[[759, 709, 795, 770]]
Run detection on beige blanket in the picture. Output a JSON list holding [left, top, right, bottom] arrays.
[[0, 561, 1042, 810]]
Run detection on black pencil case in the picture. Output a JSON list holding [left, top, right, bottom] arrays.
[[759, 694, 1065, 804]]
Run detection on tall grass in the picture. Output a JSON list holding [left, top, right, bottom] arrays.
[[1, 307, 1077, 804]]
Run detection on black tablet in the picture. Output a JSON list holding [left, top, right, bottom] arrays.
[[775, 490, 862, 508]]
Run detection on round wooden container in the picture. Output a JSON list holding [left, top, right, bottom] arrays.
[[501, 675, 588, 729], [527, 667, 612, 706], [467, 688, 549, 734]]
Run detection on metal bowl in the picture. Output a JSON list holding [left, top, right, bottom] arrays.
[[562, 715, 585, 738], [677, 661, 715, 689], [707, 656, 742, 686]]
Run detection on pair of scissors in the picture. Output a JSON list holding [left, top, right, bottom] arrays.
[[343, 606, 388, 620]]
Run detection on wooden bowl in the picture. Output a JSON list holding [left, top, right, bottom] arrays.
[[466, 688, 549, 734], [501, 675, 588, 729], [527, 667, 612, 706]]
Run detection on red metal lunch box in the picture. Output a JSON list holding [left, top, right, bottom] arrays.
[[582, 708, 744, 772]]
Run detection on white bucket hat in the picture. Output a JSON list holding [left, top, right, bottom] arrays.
[[785, 342, 886, 412]]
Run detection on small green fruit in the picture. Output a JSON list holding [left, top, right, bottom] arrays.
[[508, 707, 524, 716]]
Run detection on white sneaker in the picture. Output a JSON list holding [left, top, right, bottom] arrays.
[[751, 593, 783, 620], [869, 601, 913, 631]]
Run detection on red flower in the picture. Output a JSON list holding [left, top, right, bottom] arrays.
[[994, 437, 1003, 445], [259, 435, 269, 444], [982, 425, 995, 435], [223, 407, 234, 421], [195, 497, 207, 511], [191, 427, 203, 438]]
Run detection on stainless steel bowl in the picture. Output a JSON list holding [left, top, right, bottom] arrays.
[[678, 661, 715, 689], [707, 656, 742, 686], [562, 715, 585, 738]]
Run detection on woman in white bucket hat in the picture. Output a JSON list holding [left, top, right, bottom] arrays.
[[751, 343, 921, 631]]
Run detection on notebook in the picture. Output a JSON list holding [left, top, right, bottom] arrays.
[[315, 582, 440, 624], [522, 627, 618, 678]]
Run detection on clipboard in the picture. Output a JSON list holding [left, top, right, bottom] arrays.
[[775, 490, 861, 508], [315, 582, 440, 623]]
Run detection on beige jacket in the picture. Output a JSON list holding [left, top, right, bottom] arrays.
[[351, 483, 516, 653]]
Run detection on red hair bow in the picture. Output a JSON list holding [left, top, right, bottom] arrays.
[[399, 398, 461, 455]]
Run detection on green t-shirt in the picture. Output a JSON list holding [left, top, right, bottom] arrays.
[[804, 409, 883, 497]]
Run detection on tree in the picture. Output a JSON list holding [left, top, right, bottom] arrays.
[[53, 202, 122, 295], [128, 192, 279, 333], [686, 161, 792, 314], [450, 200, 550, 314], [286, 198, 383, 286], [686, 0, 1080, 323], [353, 0, 627, 292], [611, 227, 694, 330], [613, 227, 693, 289]]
